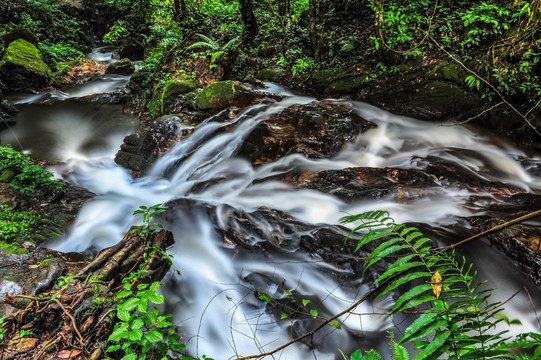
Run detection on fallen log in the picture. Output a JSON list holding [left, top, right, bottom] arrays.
[[0, 226, 174, 360]]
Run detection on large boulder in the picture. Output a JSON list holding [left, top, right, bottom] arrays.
[[195, 80, 254, 110], [0, 97, 18, 130], [105, 58, 135, 76], [0, 39, 53, 92], [238, 100, 376, 165], [2, 28, 39, 46]]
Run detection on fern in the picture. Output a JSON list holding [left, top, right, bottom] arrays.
[[340, 211, 536, 360], [187, 33, 220, 50]]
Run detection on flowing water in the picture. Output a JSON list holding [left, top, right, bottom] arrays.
[[2, 50, 541, 359]]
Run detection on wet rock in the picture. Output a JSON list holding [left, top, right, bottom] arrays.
[[304, 167, 437, 203], [0, 97, 18, 130], [238, 100, 376, 165], [115, 132, 158, 176], [80, 87, 130, 104], [310, 66, 371, 94], [0, 182, 16, 208], [474, 218, 541, 285], [117, 40, 145, 61], [0, 39, 53, 92], [106, 58, 135, 76], [195, 80, 255, 110]]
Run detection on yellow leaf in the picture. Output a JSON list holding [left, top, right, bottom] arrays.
[[431, 271, 442, 299]]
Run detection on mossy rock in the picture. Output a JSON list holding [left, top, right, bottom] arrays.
[[312, 66, 368, 93], [147, 78, 197, 118], [324, 75, 372, 95], [0, 39, 52, 92], [195, 80, 250, 110], [255, 69, 285, 82], [106, 58, 135, 75]]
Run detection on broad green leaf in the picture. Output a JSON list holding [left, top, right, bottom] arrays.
[[281, 313, 288, 320], [148, 293, 165, 304], [131, 317, 144, 330], [120, 353, 137, 360], [310, 309, 318, 318], [117, 310, 131, 322], [258, 292, 271, 303], [145, 329, 164, 343], [128, 328, 143, 341], [106, 344, 121, 352], [118, 297, 140, 312], [117, 290, 133, 299], [302, 299, 310, 307]]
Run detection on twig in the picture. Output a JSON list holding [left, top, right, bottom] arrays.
[[437, 209, 541, 252], [233, 279, 391, 360], [454, 102, 504, 125]]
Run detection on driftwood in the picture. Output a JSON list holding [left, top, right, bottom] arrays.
[[0, 227, 174, 360]]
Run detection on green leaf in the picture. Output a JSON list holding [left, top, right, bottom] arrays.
[[302, 299, 310, 307], [329, 320, 341, 330], [412, 330, 451, 360], [117, 310, 132, 322], [281, 313, 288, 320], [118, 297, 140, 312], [257, 292, 271, 303], [148, 293, 165, 304], [393, 343, 410, 360], [310, 309, 318, 318], [131, 317, 144, 330], [108, 323, 130, 342], [117, 290, 133, 299], [145, 329, 164, 343], [392, 283, 433, 313], [128, 328, 143, 341], [106, 344, 121, 352], [120, 353, 137, 360]]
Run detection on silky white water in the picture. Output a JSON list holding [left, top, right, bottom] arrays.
[[3, 48, 541, 358]]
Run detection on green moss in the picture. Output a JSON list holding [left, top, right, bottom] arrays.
[[148, 89, 163, 118], [311, 68, 345, 85], [0, 241, 28, 255], [162, 79, 197, 100], [195, 80, 248, 110], [437, 62, 467, 83], [1, 39, 52, 79]]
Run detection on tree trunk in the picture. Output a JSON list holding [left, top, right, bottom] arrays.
[[173, 0, 186, 22], [0, 228, 174, 360], [308, 0, 321, 59], [239, 0, 258, 39]]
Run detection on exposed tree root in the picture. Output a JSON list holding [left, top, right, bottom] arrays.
[[0, 227, 174, 360]]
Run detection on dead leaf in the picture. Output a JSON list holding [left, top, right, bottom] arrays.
[[57, 349, 82, 358], [431, 271, 442, 299]]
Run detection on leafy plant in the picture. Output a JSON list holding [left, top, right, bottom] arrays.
[[0, 203, 43, 243], [187, 33, 239, 64], [0, 145, 62, 196], [340, 210, 541, 359]]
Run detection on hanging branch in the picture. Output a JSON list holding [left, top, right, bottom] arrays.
[[437, 209, 541, 252]]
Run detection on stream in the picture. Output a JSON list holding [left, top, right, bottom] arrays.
[[2, 47, 541, 359]]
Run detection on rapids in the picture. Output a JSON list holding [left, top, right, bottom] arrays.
[[2, 49, 540, 359]]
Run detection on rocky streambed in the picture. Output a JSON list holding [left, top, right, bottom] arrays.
[[1, 46, 541, 359]]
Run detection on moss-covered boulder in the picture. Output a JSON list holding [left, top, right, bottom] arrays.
[[147, 78, 197, 118], [0, 39, 52, 92], [195, 80, 252, 110], [311, 66, 371, 94], [106, 58, 135, 75], [2, 27, 39, 46]]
